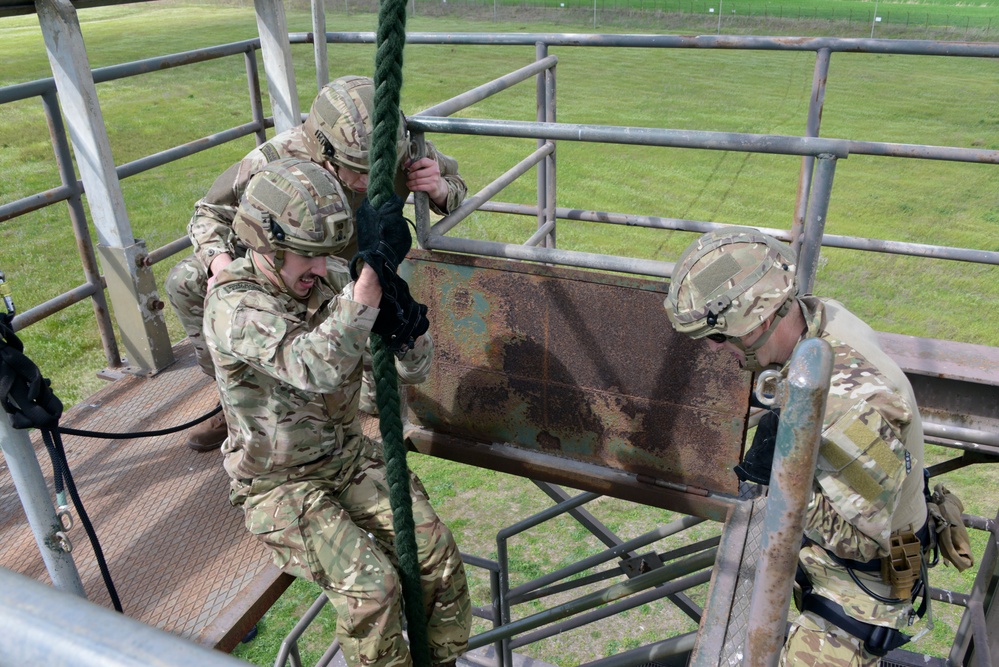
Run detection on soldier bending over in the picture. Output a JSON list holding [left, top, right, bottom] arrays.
[[664, 227, 929, 666]]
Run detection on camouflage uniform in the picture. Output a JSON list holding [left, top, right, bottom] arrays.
[[166, 123, 466, 377], [204, 253, 471, 666], [778, 296, 926, 667]]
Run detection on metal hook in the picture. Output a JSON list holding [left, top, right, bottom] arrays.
[[56, 506, 74, 532], [55, 531, 73, 553], [754, 369, 786, 408]]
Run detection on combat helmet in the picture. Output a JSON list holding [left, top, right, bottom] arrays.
[[664, 227, 799, 367], [233, 157, 353, 270], [302, 75, 408, 173]]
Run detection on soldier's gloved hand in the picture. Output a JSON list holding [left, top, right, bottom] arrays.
[[734, 409, 780, 485], [371, 272, 429, 354], [349, 195, 412, 286]]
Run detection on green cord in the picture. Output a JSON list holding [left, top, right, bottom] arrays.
[[368, 0, 432, 665]]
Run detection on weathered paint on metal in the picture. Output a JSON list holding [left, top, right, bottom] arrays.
[[403, 250, 750, 495], [743, 338, 832, 666]]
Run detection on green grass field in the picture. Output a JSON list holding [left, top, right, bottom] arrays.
[[2, 2, 998, 665]]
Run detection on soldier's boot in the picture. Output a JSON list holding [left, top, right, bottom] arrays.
[[187, 410, 228, 452]]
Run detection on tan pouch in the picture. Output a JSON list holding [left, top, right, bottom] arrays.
[[928, 483, 974, 572]]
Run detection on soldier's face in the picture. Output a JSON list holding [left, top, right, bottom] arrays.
[[705, 323, 774, 369], [329, 161, 368, 193], [280, 252, 328, 298]]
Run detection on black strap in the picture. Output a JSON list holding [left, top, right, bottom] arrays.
[[801, 590, 911, 657]]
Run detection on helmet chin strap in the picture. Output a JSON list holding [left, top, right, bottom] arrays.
[[730, 298, 793, 372], [254, 250, 289, 291]]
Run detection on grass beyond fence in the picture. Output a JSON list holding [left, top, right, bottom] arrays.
[[1, 3, 998, 665]]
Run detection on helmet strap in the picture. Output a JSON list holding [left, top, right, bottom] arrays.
[[731, 298, 792, 371], [255, 250, 289, 291]]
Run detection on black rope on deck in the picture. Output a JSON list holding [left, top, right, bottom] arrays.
[[0, 313, 122, 612]]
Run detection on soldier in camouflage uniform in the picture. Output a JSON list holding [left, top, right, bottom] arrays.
[[168, 74, 467, 450], [204, 158, 470, 667], [664, 227, 928, 666]]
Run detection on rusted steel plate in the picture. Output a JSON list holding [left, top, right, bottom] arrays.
[[403, 250, 750, 495]]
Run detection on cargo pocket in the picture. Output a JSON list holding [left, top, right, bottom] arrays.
[[815, 402, 906, 546], [243, 480, 325, 583]]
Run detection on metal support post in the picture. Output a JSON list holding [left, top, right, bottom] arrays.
[[544, 58, 557, 249], [412, 132, 432, 249], [244, 50, 268, 146], [535, 42, 548, 244], [34, 0, 173, 375], [0, 411, 86, 598], [40, 88, 121, 370], [254, 0, 300, 133], [797, 154, 838, 295], [791, 47, 831, 255], [96, 241, 173, 374], [311, 0, 329, 90], [743, 338, 833, 666]]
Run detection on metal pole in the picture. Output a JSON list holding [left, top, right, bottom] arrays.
[[244, 50, 268, 145], [40, 88, 121, 370], [0, 568, 248, 667], [791, 47, 830, 256], [743, 337, 833, 666], [535, 42, 548, 243], [544, 58, 557, 248], [0, 411, 86, 598], [412, 132, 432, 249], [253, 0, 300, 133], [797, 154, 838, 295], [311, 0, 329, 89]]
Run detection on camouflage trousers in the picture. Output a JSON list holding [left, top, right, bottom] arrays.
[[779, 611, 879, 667], [165, 255, 214, 376], [236, 436, 471, 667], [167, 254, 381, 407]]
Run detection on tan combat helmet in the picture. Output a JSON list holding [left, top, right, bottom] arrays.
[[302, 75, 407, 173], [233, 158, 353, 269], [664, 227, 799, 368]]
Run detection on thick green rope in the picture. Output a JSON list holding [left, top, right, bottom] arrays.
[[368, 1, 432, 666]]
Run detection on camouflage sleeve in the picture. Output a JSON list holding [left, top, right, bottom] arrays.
[[188, 152, 268, 269], [409, 140, 466, 215], [805, 398, 910, 559], [212, 286, 378, 394], [395, 332, 434, 385], [388, 139, 465, 215]]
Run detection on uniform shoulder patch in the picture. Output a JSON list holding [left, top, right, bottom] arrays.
[[221, 281, 267, 296], [259, 143, 281, 163]]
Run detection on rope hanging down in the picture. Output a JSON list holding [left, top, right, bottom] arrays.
[[368, 1, 432, 666], [0, 313, 122, 612]]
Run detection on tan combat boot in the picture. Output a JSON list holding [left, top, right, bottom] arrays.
[[187, 410, 228, 452]]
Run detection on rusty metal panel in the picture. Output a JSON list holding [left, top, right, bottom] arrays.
[[403, 250, 751, 495]]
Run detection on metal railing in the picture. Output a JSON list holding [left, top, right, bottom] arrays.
[[2, 4, 999, 666], [0, 38, 270, 367]]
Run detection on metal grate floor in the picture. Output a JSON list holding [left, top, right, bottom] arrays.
[[0, 340, 288, 650]]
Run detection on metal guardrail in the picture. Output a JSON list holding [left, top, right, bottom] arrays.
[[0, 566, 250, 667], [3, 5, 999, 665]]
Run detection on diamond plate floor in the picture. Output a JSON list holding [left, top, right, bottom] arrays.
[[0, 339, 291, 651]]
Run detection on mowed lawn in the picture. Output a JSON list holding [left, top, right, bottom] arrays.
[[1, 2, 998, 665]]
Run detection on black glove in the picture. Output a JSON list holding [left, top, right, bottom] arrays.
[[734, 408, 780, 485], [349, 195, 412, 285], [371, 272, 430, 354]]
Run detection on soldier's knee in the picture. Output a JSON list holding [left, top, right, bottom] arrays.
[[165, 257, 208, 311]]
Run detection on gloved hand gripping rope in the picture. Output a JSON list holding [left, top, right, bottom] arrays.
[[362, 0, 433, 664]]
